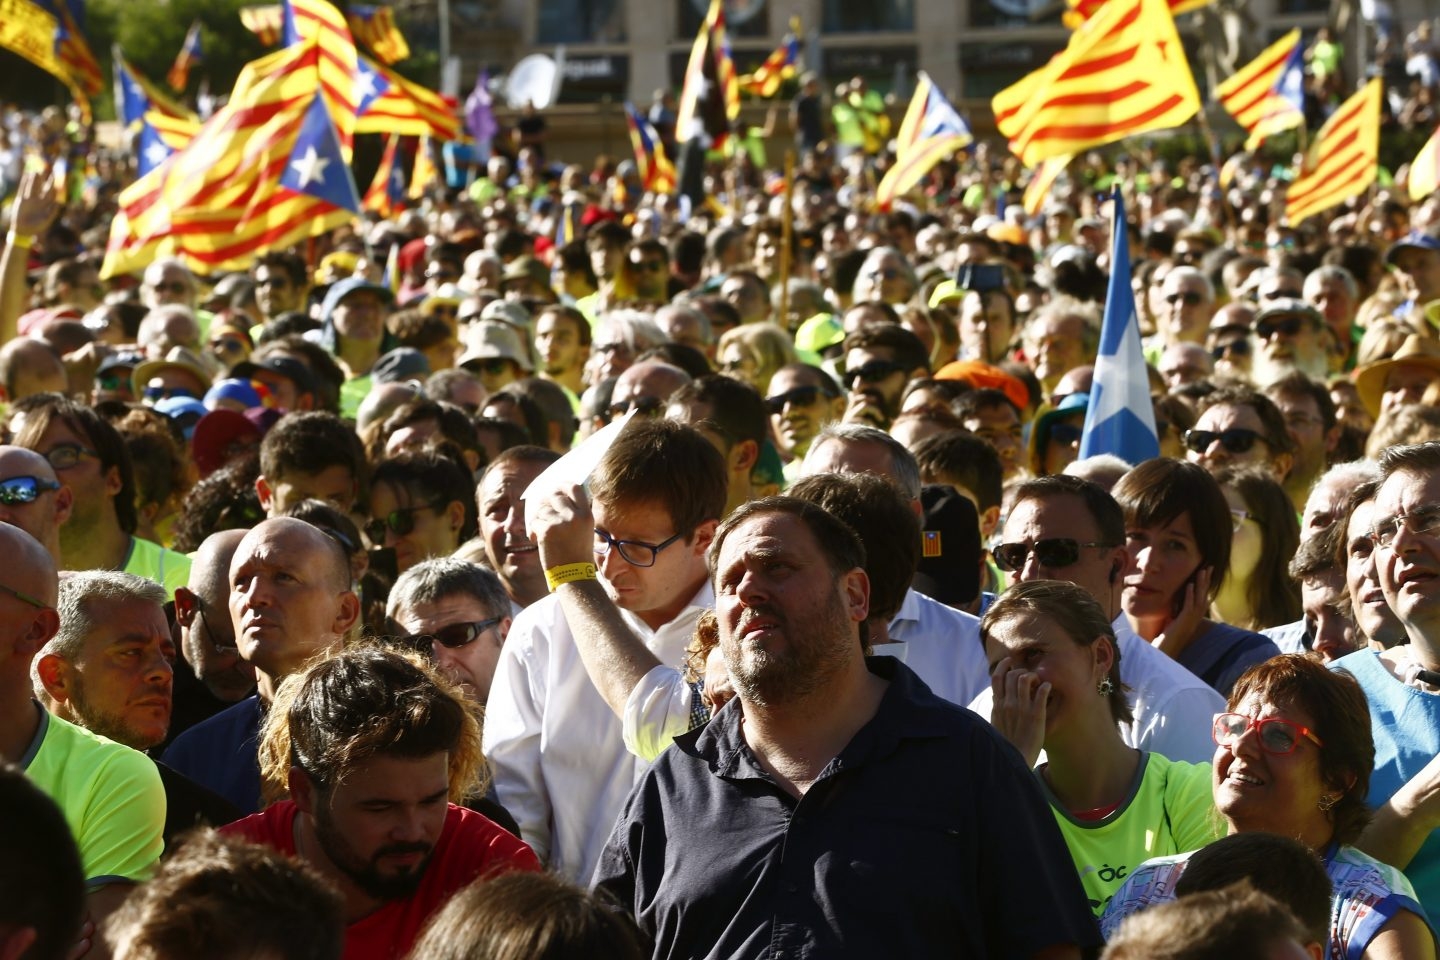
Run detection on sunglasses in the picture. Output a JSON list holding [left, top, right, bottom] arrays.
[[1211, 339, 1252, 360], [144, 386, 197, 402], [992, 537, 1111, 572], [255, 275, 290, 288], [475, 358, 516, 376], [867, 267, 903, 281], [1255, 315, 1313, 339], [1183, 428, 1265, 455], [402, 617, 503, 652], [45, 442, 100, 471], [606, 395, 665, 420], [0, 476, 60, 505], [843, 360, 905, 390], [365, 501, 445, 544], [1372, 504, 1440, 549], [1164, 291, 1205, 306], [1212, 712, 1322, 755], [151, 281, 190, 295], [766, 385, 822, 414], [628, 259, 666, 273], [594, 527, 683, 567], [1048, 423, 1084, 447]]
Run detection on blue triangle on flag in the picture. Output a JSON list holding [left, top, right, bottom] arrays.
[[279, 95, 361, 213], [354, 57, 391, 116], [281, 0, 300, 47], [137, 118, 174, 177]]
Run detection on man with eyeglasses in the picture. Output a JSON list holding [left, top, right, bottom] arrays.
[[766, 363, 845, 481], [485, 419, 726, 882], [622, 239, 671, 305], [140, 258, 197, 311], [12, 396, 192, 598], [1251, 299, 1330, 387], [605, 360, 691, 427], [164, 517, 360, 814], [969, 475, 1225, 764], [253, 252, 309, 322], [1332, 441, 1440, 917], [0, 524, 163, 956], [1185, 385, 1296, 485], [841, 324, 931, 431], [1265, 373, 1341, 513], [852, 247, 916, 305], [0, 446, 69, 565], [1206, 303, 1257, 380], [1153, 267, 1215, 356], [173, 530, 256, 738], [387, 557, 512, 703]]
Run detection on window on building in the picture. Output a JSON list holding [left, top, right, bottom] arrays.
[[537, 0, 627, 43]]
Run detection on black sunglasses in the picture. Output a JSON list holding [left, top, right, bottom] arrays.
[[765, 385, 822, 414], [1183, 427, 1265, 455], [1255, 315, 1313, 340], [365, 501, 445, 544], [403, 617, 503, 651], [1164, 291, 1205, 306], [606, 395, 665, 421], [992, 537, 1111, 572], [1211, 339, 1252, 360], [843, 360, 904, 390], [0, 476, 60, 505]]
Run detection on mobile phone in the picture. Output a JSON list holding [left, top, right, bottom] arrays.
[[956, 262, 1005, 293]]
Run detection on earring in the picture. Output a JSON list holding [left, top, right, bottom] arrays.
[[1318, 794, 1338, 813], [1097, 676, 1115, 697]]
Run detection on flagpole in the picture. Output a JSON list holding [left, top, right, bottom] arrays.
[[778, 149, 795, 329]]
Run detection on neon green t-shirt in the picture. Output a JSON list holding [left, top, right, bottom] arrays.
[[340, 374, 373, 422], [22, 706, 164, 889], [1041, 752, 1220, 917], [123, 535, 193, 601]]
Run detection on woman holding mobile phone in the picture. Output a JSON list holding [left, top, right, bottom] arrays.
[[1111, 458, 1280, 697]]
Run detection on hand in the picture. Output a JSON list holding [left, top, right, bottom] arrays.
[[841, 391, 887, 429], [1154, 566, 1211, 659], [65, 919, 95, 959], [989, 656, 1049, 768], [529, 481, 596, 570], [9, 166, 60, 239]]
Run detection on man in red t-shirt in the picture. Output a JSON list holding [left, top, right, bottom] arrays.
[[222, 647, 539, 960]]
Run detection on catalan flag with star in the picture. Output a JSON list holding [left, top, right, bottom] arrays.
[[992, 0, 1200, 168], [1214, 29, 1305, 151], [101, 36, 360, 278]]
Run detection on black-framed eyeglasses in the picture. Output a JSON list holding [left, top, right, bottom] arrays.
[[992, 537, 1112, 572], [402, 618, 503, 652], [1373, 504, 1440, 549], [606, 395, 665, 421], [766, 385, 822, 414], [1164, 291, 1205, 306], [1256, 315, 1314, 340], [843, 359, 904, 390], [1211, 339, 1252, 360], [1212, 712, 1322, 755], [1184, 427, 1266, 455], [366, 501, 446, 544], [0, 475, 60, 505], [0, 578, 48, 609], [44, 442, 100, 471], [191, 592, 238, 653], [594, 528, 683, 567]]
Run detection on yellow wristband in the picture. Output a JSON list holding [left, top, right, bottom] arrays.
[[545, 562, 597, 591], [6, 232, 34, 250]]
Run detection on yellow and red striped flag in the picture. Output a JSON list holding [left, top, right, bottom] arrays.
[[50, 0, 103, 97], [283, 0, 357, 158], [363, 132, 406, 216], [738, 17, 800, 98], [347, 4, 409, 65], [676, 0, 740, 148], [102, 36, 359, 278], [1409, 124, 1440, 203], [1285, 79, 1381, 224], [1064, 0, 1210, 27], [992, 0, 1200, 168], [409, 135, 439, 200], [876, 72, 973, 207], [354, 53, 460, 142], [1215, 29, 1305, 150], [0, 0, 95, 109], [1023, 153, 1072, 216], [240, 4, 284, 46]]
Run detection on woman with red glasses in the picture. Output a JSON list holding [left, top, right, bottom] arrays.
[[1102, 655, 1436, 960], [1112, 458, 1280, 697]]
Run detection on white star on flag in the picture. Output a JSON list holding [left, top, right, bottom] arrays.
[[289, 147, 330, 189]]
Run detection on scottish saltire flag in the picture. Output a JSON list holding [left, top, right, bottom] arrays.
[[1079, 189, 1158, 464]]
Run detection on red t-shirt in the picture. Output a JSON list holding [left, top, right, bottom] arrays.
[[223, 800, 541, 960]]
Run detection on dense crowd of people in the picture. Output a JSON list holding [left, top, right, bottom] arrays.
[[5, 45, 1440, 956]]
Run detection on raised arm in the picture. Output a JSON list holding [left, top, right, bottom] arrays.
[[1, 166, 60, 343]]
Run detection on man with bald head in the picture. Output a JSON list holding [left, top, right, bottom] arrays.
[[171, 530, 256, 739], [0, 444, 71, 564], [0, 523, 163, 956], [606, 360, 691, 422], [164, 517, 360, 813], [0, 337, 68, 401]]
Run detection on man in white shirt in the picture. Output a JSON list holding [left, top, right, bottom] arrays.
[[484, 418, 727, 882], [969, 474, 1225, 764]]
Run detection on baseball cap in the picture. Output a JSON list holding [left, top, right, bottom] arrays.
[[1386, 228, 1440, 265], [230, 356, 316, 395], [373, 347, 432, 385]]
